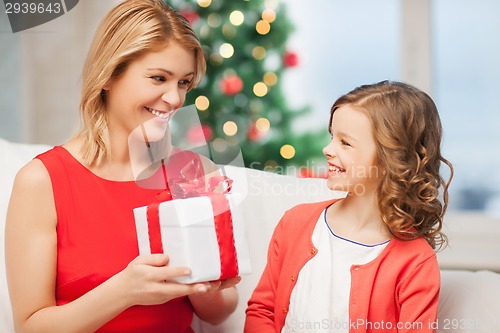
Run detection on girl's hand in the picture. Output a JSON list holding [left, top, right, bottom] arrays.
[[192, 276, 241, 300], [188, 277, 241, 325], [115, 254, 210, 307]]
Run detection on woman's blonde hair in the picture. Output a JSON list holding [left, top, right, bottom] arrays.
[[330, 81, 453, 250], [76, 0, 206, 166]]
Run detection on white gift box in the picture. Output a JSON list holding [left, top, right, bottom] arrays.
[[133, 193, 252, 284]]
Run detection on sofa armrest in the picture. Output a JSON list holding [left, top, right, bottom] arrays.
[[438, 270, 500, 332]]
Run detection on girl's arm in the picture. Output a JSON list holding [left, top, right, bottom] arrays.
[[5, 160, 209, 333], [244, 217, 288, 332], [398, 255, 441, 332]]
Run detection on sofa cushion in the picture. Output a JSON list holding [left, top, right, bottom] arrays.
[[1, 138, 500, 333], [438, 270, 500, 332]]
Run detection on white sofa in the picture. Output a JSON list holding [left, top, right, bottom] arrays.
[[1, 137, 500, 333]]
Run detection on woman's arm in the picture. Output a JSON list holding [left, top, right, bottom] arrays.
[[5, 160, 209, 333]]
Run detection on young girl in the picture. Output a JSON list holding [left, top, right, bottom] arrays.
[[245, 81, 453, 333], [5, 1, 239, 332]]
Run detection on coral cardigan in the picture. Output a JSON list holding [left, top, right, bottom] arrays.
[[245, 200, 440, 333]]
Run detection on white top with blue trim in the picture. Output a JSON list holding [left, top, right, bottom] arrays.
[[282, 208, 389, 333]]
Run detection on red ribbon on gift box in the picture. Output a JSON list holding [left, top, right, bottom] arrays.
[[146, 159, 239, 280]]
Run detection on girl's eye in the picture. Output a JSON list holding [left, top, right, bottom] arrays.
[[341, 139, 351, 146]]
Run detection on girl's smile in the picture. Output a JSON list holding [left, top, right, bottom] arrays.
[[327, 162, 346, 176], [323, 104, 381, 194]]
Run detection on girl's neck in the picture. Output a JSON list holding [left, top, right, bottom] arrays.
[[327, 191, 392, 245]]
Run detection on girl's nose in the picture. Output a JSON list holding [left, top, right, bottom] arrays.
[[323, 140, 336, 158]]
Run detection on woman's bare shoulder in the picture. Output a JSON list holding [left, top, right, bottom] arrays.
[[14, 158, 52, 189], [7, 157, 57, 232]]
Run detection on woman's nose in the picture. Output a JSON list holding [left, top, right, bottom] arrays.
[[162, 87, 182, 110]]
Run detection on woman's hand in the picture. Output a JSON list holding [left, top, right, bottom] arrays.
[[115, 254, 211, 307]]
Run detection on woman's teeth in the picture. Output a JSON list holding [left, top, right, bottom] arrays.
[[146, 107, 170, 119]]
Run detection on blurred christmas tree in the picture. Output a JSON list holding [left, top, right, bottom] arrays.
[[168, 0, 328, 176]]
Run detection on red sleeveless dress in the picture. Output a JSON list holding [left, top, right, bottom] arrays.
[[36, 146, 202, 332]]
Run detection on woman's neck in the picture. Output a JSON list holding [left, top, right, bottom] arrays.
[[96, 131, 136, 180], [106, 127, 132, 163], [65, 132, 136, 182]]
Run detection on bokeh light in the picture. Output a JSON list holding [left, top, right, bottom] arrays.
[[262, 9, 276, 23], [252, 46, 267, 60], [253, 82, 268, 97], [256, 20, 271, 35], [207, 13, 221, 28], [219, 43, 234, 58], [229, 10, 245, 26], [223, 121, 238, 136], [280, 144, 296, 159], [263, 72, 278, 86], [195, 95, 210, 111], [212, 138, 228, 152], [197, 0, 212, 8], [256, 117, 271, 132]]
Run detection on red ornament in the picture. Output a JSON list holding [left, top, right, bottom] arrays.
[[187, 124, 213, 144], [180, 9, 200, 25], [299, 168, 327, 179], [284, 51, 299, 67], [220, 75, 243, 96], [248, 123, 266, 141]]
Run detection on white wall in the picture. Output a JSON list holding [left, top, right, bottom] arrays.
[[0, 0, 120, 145]]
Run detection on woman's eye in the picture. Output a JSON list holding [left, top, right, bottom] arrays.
[[150, 76, 166, 82], [179, 79, 192, 88]]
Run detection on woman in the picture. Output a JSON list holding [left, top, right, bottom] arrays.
[[6, 1, 239, 332]]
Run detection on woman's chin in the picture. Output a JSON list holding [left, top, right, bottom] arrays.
[[143, 131, 165, 143], [141, 119, 168, 142]]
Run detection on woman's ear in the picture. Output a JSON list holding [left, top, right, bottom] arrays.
[[100, 81, 111, 99]]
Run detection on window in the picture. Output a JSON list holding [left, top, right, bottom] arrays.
[[432, 0, 500, 214], [283, 0, 400, 131], [283, 0, 500, 214]]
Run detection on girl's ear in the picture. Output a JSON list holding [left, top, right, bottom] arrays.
[[102, 81, 111, 91]]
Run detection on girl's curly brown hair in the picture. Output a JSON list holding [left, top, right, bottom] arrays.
[[329, 81, 453, 250]]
